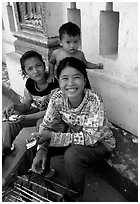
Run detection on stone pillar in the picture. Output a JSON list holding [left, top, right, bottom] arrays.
[[67, 2, 81, 29], [6, 2, 61, 96], [13, 2, 60, 63]]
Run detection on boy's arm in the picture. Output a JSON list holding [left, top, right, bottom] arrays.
[[86, 62, 103, 69], [48, 50, 57, 81], [48, 62, 55, 81], [80, 51, 103, 69]]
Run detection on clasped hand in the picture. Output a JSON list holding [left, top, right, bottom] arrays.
[[30, 130, 52, 174], [2, 103, 15, 119]]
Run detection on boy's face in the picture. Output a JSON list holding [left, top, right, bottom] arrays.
[[60, 34, 80, 54], [24, 57, 45, 82]]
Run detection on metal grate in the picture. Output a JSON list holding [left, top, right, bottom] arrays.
[[2, 172, 78, 202]]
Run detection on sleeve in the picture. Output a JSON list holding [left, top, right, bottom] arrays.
[[83, 97, 115, 149], [39, 93, 67, 134], [83, 100, 109, 145]]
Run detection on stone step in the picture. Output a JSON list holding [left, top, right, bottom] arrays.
[[93, 124, 138, 201]]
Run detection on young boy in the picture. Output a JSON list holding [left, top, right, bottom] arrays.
[[2, 50, 59, 161], [48, 21, 103, 82]]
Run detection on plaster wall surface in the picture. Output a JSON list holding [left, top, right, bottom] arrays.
[[5, 52, 26, 97], [45, 2, 69, 37], [87, 71, 138, 136], [77, 2, 138, 135], [78, 2, 137, 87]]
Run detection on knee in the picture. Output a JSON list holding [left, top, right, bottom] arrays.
[[64, 147, 80, 166]]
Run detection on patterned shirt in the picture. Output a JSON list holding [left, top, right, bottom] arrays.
[[24, 74, 59, 110], [39, 88, 116, 151]]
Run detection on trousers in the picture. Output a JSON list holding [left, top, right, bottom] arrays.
[[44, 143, 111, 195], [2, 107, 43, 151]]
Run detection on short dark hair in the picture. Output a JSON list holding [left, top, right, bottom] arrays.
[[59, 22, 81, 40], [56, 57, 91, 89], [20, 50, 45, 78]]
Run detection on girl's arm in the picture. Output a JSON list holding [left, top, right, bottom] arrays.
[[15, 87, 33, 113], [12, 86, 34, 114], [2, 102, 29, 118], [24, 110, 46, 120], [2, 86, 32, 118]]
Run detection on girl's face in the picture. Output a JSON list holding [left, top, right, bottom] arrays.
[[59, 66, 86, 107], [60, 34, 80, 54], [24, 57, 45, 82]]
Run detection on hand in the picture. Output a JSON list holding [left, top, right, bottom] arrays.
[[41, 96, 49, 106], [47, 75, 55, 83], [32, 130, 52, 145], [14, 115, 25, 123], [97, 63, 103, 69], [2, 103, 15, 119], [31, 148, 47, 174]]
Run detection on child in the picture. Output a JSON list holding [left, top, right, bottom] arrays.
[[48, 21, 103, 82], [31, 57, 116, 200], [2, 50, 59, 160]]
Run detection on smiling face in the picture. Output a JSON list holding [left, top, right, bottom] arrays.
[[60, 34, 80, 54], [24, 57, 46, 82], [59, 66, 86, 107]]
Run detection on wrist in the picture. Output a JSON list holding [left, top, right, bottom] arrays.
[[37, 146, 47, 153]]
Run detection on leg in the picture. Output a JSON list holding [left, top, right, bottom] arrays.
[[17, 145, 37, 175], [44, 146, 68, 172], [2, 108, 39, 151], [64, 142, 110, 196]]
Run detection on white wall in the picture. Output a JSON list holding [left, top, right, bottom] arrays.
[[45, 2, 69, 37], [2, 2, 16, 63], [77, 2, 138, 135]]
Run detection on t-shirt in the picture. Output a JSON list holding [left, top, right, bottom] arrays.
[[39, 88, 116, 150], [24, 74, 59, 110]]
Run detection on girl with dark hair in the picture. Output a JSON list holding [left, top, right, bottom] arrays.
[[30, 57, 116, 200], [2, 50, 59, 170]]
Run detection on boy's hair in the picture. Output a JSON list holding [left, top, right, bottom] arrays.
[[56, 57, 91, 89], [59, 22, 81, 40], [20, 50, 45, 78]]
